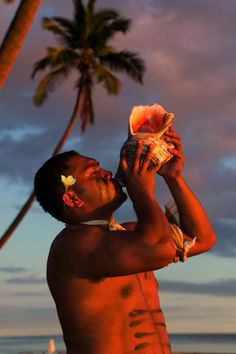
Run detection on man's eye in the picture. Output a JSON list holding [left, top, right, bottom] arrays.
[[92, 170, 100, 176]]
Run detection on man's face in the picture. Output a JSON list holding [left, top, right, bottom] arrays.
[[68, 154, 127, 214]]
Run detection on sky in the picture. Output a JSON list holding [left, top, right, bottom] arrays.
[[0, 0, 236, 337]]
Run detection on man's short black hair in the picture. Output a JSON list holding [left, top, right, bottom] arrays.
[[34, 150, 79, 222]]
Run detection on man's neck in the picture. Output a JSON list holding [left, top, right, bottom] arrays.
[[67, 214, 113, 227]]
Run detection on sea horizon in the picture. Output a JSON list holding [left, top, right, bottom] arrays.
[[1, 332, 236, 338], [1, 333, 236, 354]]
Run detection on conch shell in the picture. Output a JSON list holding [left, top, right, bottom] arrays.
[[116, 103, 175, 185]]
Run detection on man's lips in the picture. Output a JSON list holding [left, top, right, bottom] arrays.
[[112, 178, 123, 189]]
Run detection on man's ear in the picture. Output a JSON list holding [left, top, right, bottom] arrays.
[[62, 190, 84, 208]]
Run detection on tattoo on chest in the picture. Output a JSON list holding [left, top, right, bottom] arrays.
[[129, 308, 162, 317], [134, 342, 150, 351], [120, 284, 134, 298], [128, 307, 169, 353]]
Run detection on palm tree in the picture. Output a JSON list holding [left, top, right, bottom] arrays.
[[0, 0, 145, 249], [32, 0, 144, 131], [0, 0, 41, 89]]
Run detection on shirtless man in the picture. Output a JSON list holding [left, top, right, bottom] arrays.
[[34, 127, 216, 354]]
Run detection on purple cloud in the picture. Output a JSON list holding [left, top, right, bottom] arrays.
[[0, 267, 27, 273], [6, 274, 46, 284], [158, 278, 236, 297]]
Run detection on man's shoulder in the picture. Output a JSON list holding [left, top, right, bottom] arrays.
[[51, 224, 111, 258], [48, 225, 107, 276]]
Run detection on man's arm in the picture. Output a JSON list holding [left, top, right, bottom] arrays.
[[159, 126, 217, 257], [122, 142, 174, 247], [165, 175, 216, 256]]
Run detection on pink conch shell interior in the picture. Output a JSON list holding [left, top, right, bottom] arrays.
[[129, 104, 174, 135]]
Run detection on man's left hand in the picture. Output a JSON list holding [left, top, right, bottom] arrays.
[[158, 126, 184, 179]]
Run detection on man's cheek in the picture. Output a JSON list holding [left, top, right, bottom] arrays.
[[103, 180, 112, 202], [94, 180, 104, 202]]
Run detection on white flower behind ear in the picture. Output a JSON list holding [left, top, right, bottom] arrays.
[[61, 175, 76, 192]]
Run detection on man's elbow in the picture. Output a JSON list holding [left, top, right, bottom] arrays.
[[141, 231, 176, 269], [207, 231, 217, 249], [200, 230, 217, 252], [152, 240, 176, 269]]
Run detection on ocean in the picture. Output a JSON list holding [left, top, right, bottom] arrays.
[[0, 334, 236, 353]]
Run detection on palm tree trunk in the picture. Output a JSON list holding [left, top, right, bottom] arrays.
[[0, 0, 41, 89], [52, 90, 82, 155], [0, 90, 82, 250]]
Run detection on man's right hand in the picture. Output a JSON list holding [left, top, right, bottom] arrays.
[[120, 141, 161, 201]]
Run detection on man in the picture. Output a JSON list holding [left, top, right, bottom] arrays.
[[34, 127, 216, 354]]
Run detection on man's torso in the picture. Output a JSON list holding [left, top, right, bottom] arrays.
[[47, 227, 171, 354]]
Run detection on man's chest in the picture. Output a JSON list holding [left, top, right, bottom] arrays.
[[74, 271, 160, 310]]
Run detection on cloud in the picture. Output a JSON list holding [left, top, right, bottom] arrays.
[[0, 267, 27, 273], [0, 126, 45, 143], [0, 306, 62, 336], [158, 278, 236, 297], [13, 291, 49, 297], [6, 274, 46, 284], [212, 220, 236, 258]]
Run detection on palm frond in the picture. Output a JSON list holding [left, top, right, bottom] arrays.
[[99, 50, 145, 83], [47, 47, 80, 68], [31, 47, 79, 78], [53, 16, 87, 48], [88, 18, 131, 49], [93, 9, 119, 21], [92, 9, 119, 33], [96, 45, 115, 56], [73, 0, 86, 26], [105, 17, 131, 35], [31, 56, 52, 79], [41, 17, 69, 37], [93, 63, 120, 95], [86, 0, 97, 37], [33, 66, 70, 106], [72, 0, 87, 47], [87, 0, 97, 16], [44, 16, 83, 48], [51, 17, 78, 37]]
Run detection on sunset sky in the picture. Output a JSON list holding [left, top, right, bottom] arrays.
[[0, 0, 236, 337]]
